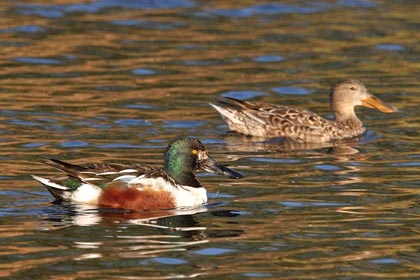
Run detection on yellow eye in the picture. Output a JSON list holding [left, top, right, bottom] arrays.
[[192, 149, 198, 155]]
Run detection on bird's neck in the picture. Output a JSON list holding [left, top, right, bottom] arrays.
[[333, 108, 363, 128], [164, 156, 202, 188], [173, 171, 202, 188]]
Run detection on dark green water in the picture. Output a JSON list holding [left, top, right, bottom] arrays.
[[0, 0, 419, 279]]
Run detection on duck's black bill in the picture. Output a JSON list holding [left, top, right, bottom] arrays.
[[217, 163, 244, 179], [201, 157, 243, 179]]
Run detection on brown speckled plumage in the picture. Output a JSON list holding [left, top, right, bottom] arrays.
[[210, 79, 397, 143]]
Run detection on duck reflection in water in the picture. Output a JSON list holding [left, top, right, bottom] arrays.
[[42, 202, 209, 236], [219, 133, 362, 156], [41, 202, 244, 262], [218, 133, 370, 192], [54, 204, 211, 262]]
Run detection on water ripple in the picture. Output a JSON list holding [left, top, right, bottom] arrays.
[[0, 25, 46, 34], [205, 2, 330, 18], [13, 57, 64, 65], [376, 44, 406, 51], [15, 0, 196, 18], [221, 90, 267, 100], [254, 55, 284, 63], [0, 0, 418, 278], [272, 86, 313, 95]]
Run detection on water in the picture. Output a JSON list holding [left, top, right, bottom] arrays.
[[0, 0, 419, 278]]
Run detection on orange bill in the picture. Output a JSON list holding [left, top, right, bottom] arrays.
[[361, 94, 397, 113]]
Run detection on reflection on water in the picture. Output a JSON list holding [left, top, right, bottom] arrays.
[[0, 0, 419, 279], [221, 132, 363, 153]]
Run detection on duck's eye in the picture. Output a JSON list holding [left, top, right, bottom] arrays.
[[192, 149, 198, 155], [350, 86, 356, 91]]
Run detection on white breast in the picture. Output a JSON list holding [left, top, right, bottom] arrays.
[[172, 185, 207, 208], [127, 175, 208, 208]]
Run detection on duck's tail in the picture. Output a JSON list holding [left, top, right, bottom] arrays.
[[31, 175, 71, 201]]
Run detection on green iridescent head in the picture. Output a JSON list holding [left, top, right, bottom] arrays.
[[163, 137, 242, 187]]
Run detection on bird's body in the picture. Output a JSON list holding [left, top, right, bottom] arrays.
[[32, 138, 242, 211], [210, 79, 397, 143]]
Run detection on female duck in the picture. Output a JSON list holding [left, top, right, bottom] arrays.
[[32, 138, 242, 211], [210, 79, 397, 143]]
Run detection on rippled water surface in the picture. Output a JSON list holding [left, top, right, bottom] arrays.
[[1, 0, 419, 279]]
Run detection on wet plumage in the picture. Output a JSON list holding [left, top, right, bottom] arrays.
[[210, 79, 397, 143], [32, 138, 242, 211]]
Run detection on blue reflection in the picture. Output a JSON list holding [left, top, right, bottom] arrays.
[[254, 55, 284, 63], [8, 119, 41, 126], [22, 142, 46, 148], [14, 57, 63, 65], [376, 44, 406, 51], [0, 25, 46, 33], [369, 258, 399, 264], [132, 68, 159, 75], [163, 120, 207, 128], [97, 143, 147, 149], [112, 19, 146, 26], [206, 2, 329, 18], [272, 86, 312, 95], [112, 19, 183, 30], [59, 141, 89, 148], [279, 201, 349, 207], [194, 248, 235, 256], [150, 257, 188, 265], [313, 164, 341, 171], [182, 59, 219, 66], [390, 162, 420, 167], [338, 0, 376, 8], [16, 0, 195, 18], [123, 104, 159, 109], [221, 90, 267, 100], [115, 119, 152, 127]]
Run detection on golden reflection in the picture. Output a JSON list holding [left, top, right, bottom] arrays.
[[221, 133, 362, 154], [203, 207, 420, 278], [36, 203, 209, 227], [0, 256, 69, 278], [219, 133, 366, 191], [0, 205, 210, 278], [0, 0, 419, 278]]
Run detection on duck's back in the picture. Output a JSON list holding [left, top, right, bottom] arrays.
[[211, 97, 337, 142]]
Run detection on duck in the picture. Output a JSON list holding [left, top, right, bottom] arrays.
[[210, 79, 397, 143], [32, 138, 243, 211]]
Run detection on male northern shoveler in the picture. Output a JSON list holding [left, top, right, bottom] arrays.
[[32, 138, 243, 211], [210, 79, 397, 143]]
